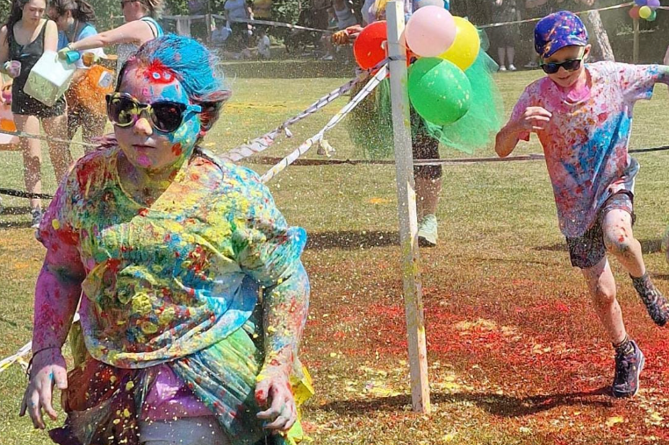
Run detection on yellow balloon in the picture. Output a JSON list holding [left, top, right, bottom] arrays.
[[639, 5, 652, 19], [438, 16, 480, 71]]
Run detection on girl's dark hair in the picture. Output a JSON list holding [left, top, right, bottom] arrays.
[[49, 0, 96, 23], [4, 0, 31, 45]]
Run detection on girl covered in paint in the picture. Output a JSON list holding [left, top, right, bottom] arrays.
[[20, 34, 311, 445], [58, 0, 163, 72]]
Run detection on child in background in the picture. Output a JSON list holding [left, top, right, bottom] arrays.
[[257, 26, 270, 59], [495, 11, 669, 398]]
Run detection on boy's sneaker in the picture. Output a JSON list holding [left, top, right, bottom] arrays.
[[417, 214, 438, 247], [30, 208, 42, 229], [508, 64, 517, 71], [612, 340, 644, 398], [498, 65, 507, 72], [631, 273, 669, 327]]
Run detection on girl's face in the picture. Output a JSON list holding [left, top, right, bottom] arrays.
[[543, 44, 591, 89], [22, 0, 46, 24], [51, 9, 73, 31], [114, 63, 202, 172]]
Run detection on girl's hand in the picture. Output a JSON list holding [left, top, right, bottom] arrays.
[[19, 348, 68, 429], [255, 367, 297, 432]]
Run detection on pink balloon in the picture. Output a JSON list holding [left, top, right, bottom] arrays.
[[405, 6, 456, 57]]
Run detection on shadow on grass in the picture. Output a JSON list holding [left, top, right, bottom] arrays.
[[319, 387, 612, 417], [306, 230, 399, 250], [467, 256, 560, 267], [0, 221, 32, 229], [1, 205, 31, 215], [533, 239, 663, 254], [0, 206, 32, 229]]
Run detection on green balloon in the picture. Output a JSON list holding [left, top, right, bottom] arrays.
[[408, 57, 472, 125], [647, 10, 657, 21]]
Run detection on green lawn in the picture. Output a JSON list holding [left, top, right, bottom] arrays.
[[1, 67, 669, 444]]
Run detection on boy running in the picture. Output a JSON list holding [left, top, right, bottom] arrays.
[[495, 11, 669, 398]]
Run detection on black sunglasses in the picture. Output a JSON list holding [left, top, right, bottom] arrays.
[[540, 49, 586, 75], [106, 93, 201, 133]]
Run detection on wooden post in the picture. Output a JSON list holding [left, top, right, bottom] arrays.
[[633, 18, 639, 64], [205, 0, 213, 43], [385, 0, 431, 414]]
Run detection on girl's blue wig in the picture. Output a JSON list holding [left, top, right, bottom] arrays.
[[118, 34, 230, 132]]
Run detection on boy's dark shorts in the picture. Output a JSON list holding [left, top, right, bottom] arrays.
[[566, 191, 636, 270]]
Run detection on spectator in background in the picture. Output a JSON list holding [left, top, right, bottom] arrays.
[[61, 0, 164, 72], [490, 0, 519, 71], [48, 0, 108, 150], [522, 0, 553, 68], [257, 26, 270, 58], [0, 0, 71, 228], [320, 7, 337, 60], [333, 0, 358, 29], [224, 0, 249, 55]]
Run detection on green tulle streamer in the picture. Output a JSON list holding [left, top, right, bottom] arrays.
[[347, 50, 504, 159]]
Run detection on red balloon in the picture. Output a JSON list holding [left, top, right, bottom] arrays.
[[629, 5, 641, 19], [353, 21, 388, 70]]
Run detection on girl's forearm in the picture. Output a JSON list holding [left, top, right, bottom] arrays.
[[261, 263, 309, 375], [32, 265, 83, 351]]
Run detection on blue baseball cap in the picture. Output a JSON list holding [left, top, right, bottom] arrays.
[[534, 11, 588, 58]]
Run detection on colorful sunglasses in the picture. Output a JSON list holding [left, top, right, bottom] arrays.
[[106, 93, 201, 133], [540, 48, 586, 75]]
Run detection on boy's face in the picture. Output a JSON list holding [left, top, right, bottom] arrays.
[[542, 44, 591, 89]]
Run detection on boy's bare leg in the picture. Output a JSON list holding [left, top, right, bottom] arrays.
[[582, 256, 643, 398], [581, 257, 626, 345], [601, 209, 644, 276], [602, 208, 669, 326]]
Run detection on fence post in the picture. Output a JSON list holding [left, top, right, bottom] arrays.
[[633, 18, 639, 63], [385, 0, 431, 414]]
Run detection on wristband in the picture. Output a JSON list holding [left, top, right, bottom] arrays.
[[26, 346, 60, 376]]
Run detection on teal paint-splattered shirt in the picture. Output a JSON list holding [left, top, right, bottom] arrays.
[[39, 145, 308, 369]]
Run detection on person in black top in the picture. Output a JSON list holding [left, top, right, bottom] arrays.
[[490, 0, 520, 71], [0, 0, 71, 228]]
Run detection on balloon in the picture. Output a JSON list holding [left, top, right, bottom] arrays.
[[634, 0, 647, 5], [647, 9, 657, 21], [353, 21, 387, 70], [629, 5, 641, 19], [639, 5, 652, 19], [438, 17, 480, 71], [405, 6, 456, 57], [408, 57, 471, 125], [399, 30, 417, 66], [647, 0, 660, 7]]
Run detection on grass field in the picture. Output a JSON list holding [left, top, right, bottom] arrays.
[[2, 67, 669, 444]]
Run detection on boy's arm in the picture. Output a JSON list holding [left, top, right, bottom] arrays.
[[495, 105, 552, 158], [495, 119, 526, 158], [618, 63, 669, 102]]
